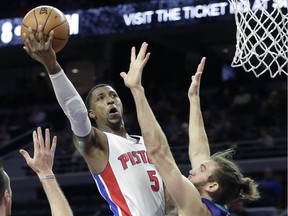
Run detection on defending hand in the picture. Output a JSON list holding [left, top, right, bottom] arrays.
[[188, 57, 206, 99], [20, 127, 57, 178], [120, 42, 150, 89]]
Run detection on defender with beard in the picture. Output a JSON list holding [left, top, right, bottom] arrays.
[[121, 44, 260, 216]]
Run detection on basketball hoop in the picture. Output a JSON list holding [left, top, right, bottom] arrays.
[[228, 0, 288, 78]]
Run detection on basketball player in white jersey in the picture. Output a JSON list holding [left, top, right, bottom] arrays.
[[22, 26, 165, 215]]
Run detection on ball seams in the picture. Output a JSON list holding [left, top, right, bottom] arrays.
[[35, 7, 53, 34], [21, 19, 69, 40], [21, 5, 69, 53]]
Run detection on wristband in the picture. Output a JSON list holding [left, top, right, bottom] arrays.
[[40, 174, 55, 182]]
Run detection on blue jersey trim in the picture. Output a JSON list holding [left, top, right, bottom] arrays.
[[94, 173, 120, 216]]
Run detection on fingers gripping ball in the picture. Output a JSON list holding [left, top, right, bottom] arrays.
[[21, 5, 70, 53]]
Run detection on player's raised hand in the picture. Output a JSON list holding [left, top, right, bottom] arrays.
[[120, 42, 150, 89], [19, 127, 57, 178], [188, 57, 206, 99], [22, 25, 57, 71]]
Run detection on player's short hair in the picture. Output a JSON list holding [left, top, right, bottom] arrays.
[[85, 84, 110, 110]]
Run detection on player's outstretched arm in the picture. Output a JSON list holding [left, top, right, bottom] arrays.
[[120, 43, 207, 214], [20, 127, 73, 216], [120, 42, 170, 161], [22, 25, 91, 137], [188, 57, 210, 169], [22, 25, 104, 163]]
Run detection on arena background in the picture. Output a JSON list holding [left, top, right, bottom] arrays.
[[0, 0, 286, 215]]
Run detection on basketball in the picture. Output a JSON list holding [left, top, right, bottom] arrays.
[[21, 5, 70, 53]]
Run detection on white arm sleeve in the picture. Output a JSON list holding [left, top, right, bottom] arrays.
[[49, 70, 91, 137]]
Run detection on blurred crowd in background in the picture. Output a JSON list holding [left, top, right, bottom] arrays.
[[0, 74, 286, 151]]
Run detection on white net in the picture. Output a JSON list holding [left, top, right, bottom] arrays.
[[228, 0, 288, 78]]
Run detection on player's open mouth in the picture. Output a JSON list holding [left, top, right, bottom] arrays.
[[108, 107, 119, 116]]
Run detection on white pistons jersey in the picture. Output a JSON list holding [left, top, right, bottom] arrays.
[[90, 132, 165, 216]]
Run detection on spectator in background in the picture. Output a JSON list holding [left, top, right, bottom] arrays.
[[55, 130, 75, 157], [215, 87, 234, 111], [229, 200, 250, 216], [231, 85, 252, 114], [163, 114, 180, 143], [266, 90, 280, 110], [213, 110, 235, 142], [178, 122, 189, 146], [256, 167, 282, 207], [0, 124, 11, 147], [8, 106, 27, 136], [54, 130, 77, 173], [28, 104, 47, 127], [258, 127, 274, 148]]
